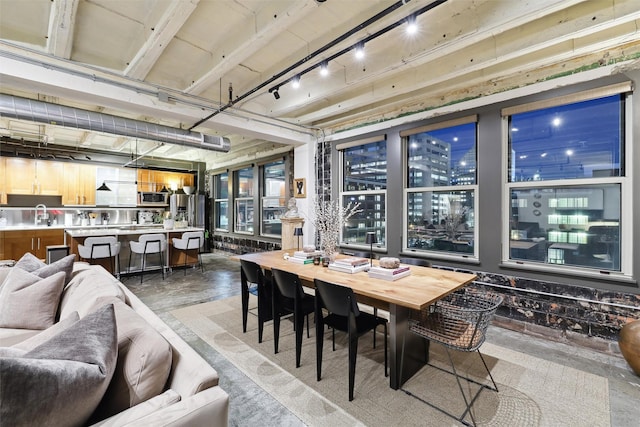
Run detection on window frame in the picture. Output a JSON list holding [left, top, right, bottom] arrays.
[[501, 88, 633, 279], [213, 172, 229, 232], [402, 115, 479, 261], [233, 166, 255, 235], [338, 136, 388, 250], [260, 159, 287, 238]]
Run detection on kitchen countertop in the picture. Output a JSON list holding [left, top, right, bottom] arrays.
[[65, 226, 204, 238]]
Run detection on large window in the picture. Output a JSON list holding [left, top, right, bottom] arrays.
[[339, 137, 387, 247], [234, 167, 254, 233], [261, 160, 286, 237], [403, 116, 478, 258], [213, 172, 229, 231], [504, 85, 630, 275]]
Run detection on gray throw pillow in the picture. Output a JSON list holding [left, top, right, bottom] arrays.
[[0, 269, 66, 329], [0, 304, 118, 427], [12, 311, 80, 352], [89, 299, 173, 423], [15, 252, 76, 284]]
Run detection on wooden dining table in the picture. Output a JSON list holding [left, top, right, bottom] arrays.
[[237, 250, 477, 389]]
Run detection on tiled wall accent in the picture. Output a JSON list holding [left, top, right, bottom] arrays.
[[212, 234, 281, 255]]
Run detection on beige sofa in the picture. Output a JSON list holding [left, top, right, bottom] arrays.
[[0, 262, 229, 426]]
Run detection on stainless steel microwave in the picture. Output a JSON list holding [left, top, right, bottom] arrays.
[[138, 192, 168, 205]]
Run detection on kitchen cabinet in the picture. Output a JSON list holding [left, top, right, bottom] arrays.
[[0, 231, 4, 260], [137, 169, 194, 192], [3, 229, 64, 260], [5, 158, 63, 196], [63, 163, 97, 205]]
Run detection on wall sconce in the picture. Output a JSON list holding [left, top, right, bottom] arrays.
[[365, 232, 377, 267], [293, 227, 304, 251]]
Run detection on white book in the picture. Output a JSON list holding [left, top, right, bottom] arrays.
[[287, 256, 314, 265], [368, 270, 411, 281], [328, 263, 369, 274], [369, 265, 411, 276]]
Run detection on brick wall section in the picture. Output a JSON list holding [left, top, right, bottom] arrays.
[[438, 265, 640, 354], [212, 234, 281, 255]]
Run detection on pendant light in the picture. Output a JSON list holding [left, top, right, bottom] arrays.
[[96, 181, 112, 191]]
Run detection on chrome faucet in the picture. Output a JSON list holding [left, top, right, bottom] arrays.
[[35, 204, 48, 226]]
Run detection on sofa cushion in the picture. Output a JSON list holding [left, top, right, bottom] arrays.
[[0, 304, 118, 427], [0, 267, 10, 286], [15, 252, 76, 285], [89, 299, 173, 423], [0, 328, 40, 347], [0, 268, 66, 329], [59, 265, 125, 319], [12, 311, 80, 352], [91, 389, 181, 427]]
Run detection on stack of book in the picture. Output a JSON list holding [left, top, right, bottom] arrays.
[[287, 250, 321, 265], [367, 265, 411, 281], [328, 257, 370, 274]]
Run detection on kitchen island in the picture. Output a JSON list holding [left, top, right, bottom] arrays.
[[65, 225, 205, 275]]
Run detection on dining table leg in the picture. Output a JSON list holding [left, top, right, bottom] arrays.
[[389, 303, 429, 390]]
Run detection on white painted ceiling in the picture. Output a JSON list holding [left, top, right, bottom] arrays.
[[1, 0, 639, 169]]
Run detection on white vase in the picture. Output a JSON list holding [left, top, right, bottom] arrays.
[[163, 219, 175, 230]]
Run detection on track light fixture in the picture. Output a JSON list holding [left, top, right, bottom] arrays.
[[264, 0, 446, 97], [269, 87, 280, 99], [320, 61, 329, 76], [406, 14, 418, 35], [354, 42, 365, 59]]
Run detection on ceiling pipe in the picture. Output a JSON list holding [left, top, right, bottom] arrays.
[[0, 94, 230, 152]]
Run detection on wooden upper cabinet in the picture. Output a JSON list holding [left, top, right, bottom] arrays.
[[137, 169, 156, 192], [5, 158, 63, 196], [137, 169, 194, 192], [63, 163, 96, 205], [5, 158, 37, 194]]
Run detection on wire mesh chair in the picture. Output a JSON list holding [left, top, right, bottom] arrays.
[[400, 292, 503, 427]]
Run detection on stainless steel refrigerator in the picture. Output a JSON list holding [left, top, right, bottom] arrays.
[[170, 194, 205, 227]]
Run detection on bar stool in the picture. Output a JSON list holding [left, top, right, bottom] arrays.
[[78, 236, 121, 277], [129, 234, 166, 284], [171, 231, 204, 275]]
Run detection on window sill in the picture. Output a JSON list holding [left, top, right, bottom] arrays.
[[402, 250, 480, 265], [499, 260, 636, 285]]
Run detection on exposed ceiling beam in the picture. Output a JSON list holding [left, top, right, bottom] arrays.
[[185, 0, 317, 95], [46, 0, 79, 58], [124, 0, 200, 80]]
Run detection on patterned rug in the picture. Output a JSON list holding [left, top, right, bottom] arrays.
[[171, 296, 610, 427]]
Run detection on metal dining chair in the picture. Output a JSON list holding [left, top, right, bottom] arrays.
[[314, 278, 388, 401], [240, 259, 273, 343], [400, 291, 503, 426], [271, 268, 315, 368]]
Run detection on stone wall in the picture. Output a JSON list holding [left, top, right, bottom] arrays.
[[436, 264, 640, 354], [212, 234, 281, 255]]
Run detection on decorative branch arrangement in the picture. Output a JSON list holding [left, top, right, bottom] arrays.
[[309, 198, 362, 259]]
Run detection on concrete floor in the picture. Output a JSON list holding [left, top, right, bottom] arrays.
[[123, 251, 640, 426]]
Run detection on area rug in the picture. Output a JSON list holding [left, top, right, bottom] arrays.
[[171, 296, 610, 427]]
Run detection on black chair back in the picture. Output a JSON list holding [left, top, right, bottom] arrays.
[[240, 259, 263, 285], [272, 268, 305, 300], [314, 278, 359, 317]]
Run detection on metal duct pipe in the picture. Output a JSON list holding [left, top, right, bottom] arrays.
[[0, 94, 230, 152]]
